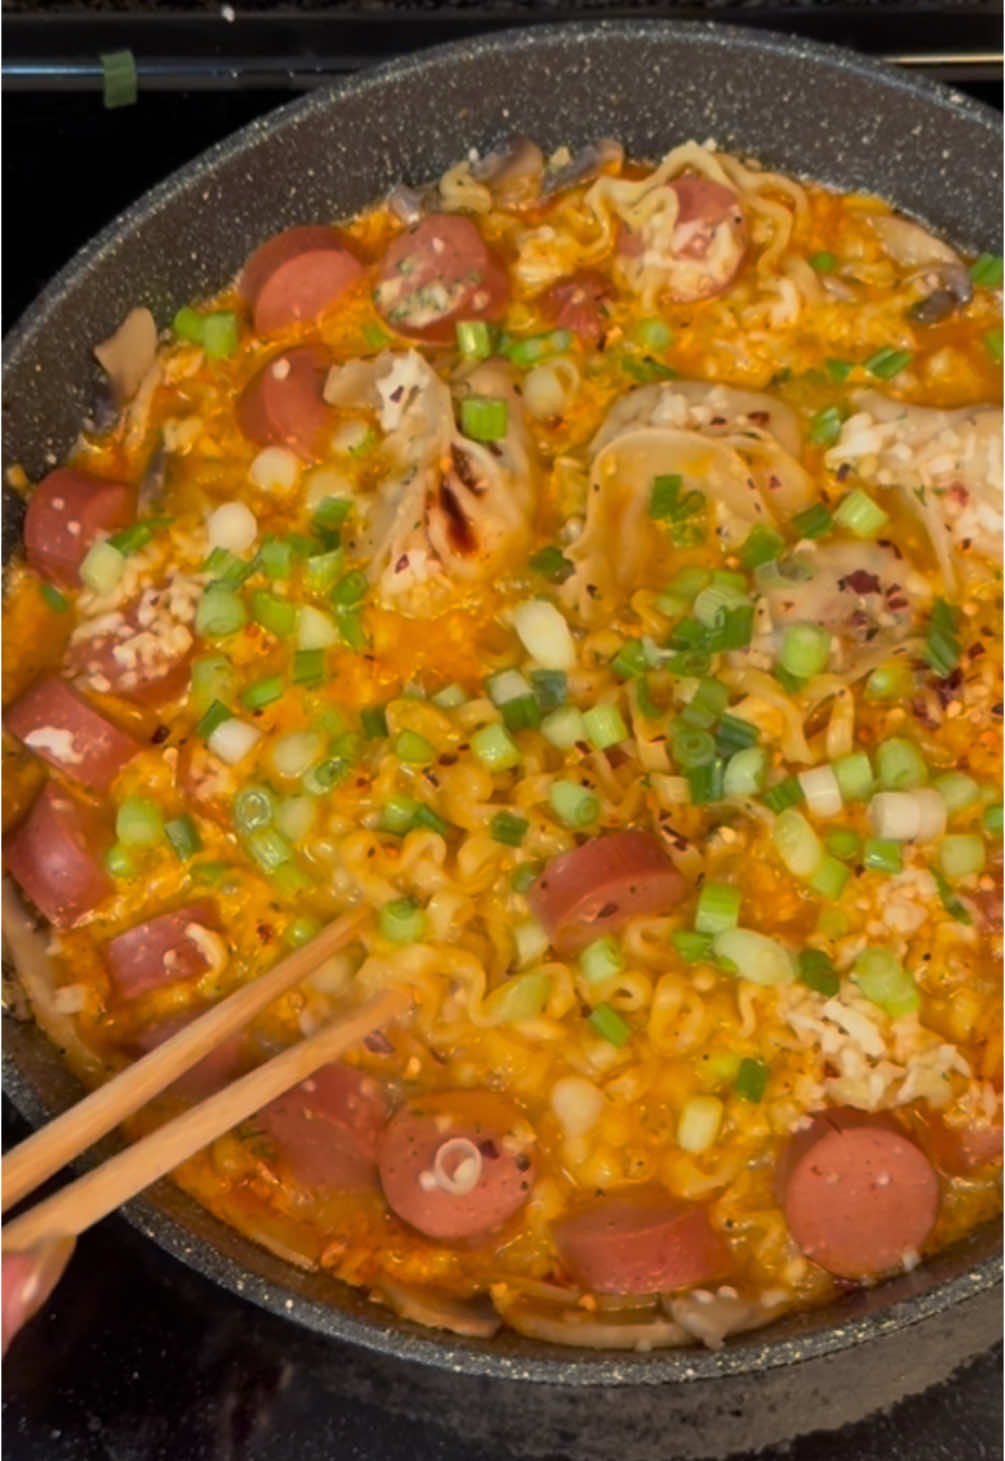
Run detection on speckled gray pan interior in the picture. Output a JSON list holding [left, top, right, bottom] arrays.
[[2, 17, 1002, 1433]]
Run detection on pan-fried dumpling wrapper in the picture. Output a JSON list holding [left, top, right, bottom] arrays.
[[323, 351, 536, 615], [592, 379, 804, 459], [825, 390, 1003, 588], [562, 382, 813, 621]]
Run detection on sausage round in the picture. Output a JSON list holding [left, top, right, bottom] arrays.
[[237, 343, 332, 459], [257, 1062, 390, 1192], [527, 831, 688, 954], [779, 1108, 940, 1279], [379, 1090, 535, 1240], [928, 1117, 1003, 1175], [617, 176, 747, 304], [4, 783, 113, 928], [541, 269, 613, 346], [104, 900, 222, 1000], [239, 225, 364, 335], [131, 1010, 245, 1103], [24, 468, 135, 589], [66, 591, 194, 706], [553, 1187, 728, 1294], [373, 215, 509, 344], [5, 676, 142, 794]]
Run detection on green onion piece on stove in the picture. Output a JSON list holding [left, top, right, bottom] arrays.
[[108, 516, 171, 557], [413, 805, 450, 838], [245, 826, 294, 873], [797, 947, 840, 996], [695, 881, 741, 936], [79, 539, 125, 596], [116, 796, 163, 848], [460, 396, 509, 441], [190, 655, 235, 714], [851, 947, 918, 1016], [380, 897, 426, 944], [312, 496, 352, 532], [165, 814, 202, 861], [549, 780, 599, 828], [588, 1003, 631, 1047], [286, 915, 323, 948], [734, 1057, 770, 1103], [305, 548, 345, 596], [864, 658, 914, 702], [933, 772, 980, 817], [510, 862, 542, 894], [490, 810, 529, 847], [258, 536, 295, 580], [456, 320, 495, 361], [933, 869, 973, 923], [431, 683, 467, 710], [378, 795, 420, 835], [833, 488, 889, 538], [100, 48, 137, 108], [502, 695, 542, 734]]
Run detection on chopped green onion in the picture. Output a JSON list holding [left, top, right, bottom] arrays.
[[833, 751, 874, 803], [510, 862, 541, 894], [395, 730, 436, 765], [983, 328, 1004, 364], [970, 252, 1004, 289], [672, 930, 714, 964], [233, 785, 276, 834], [865, 658, 914, 702], [649, 474, 706, 544], [108, 516, 171, 557], [530, 669, 567, 711], [195, 699, 234, 742], [666, 566, 711, 602], [772, 807, 823, 878], [39, 582, 69, 612], [414, 805, 450, 839], [825, 359, 853, 384], [197, 586, 247, 639], [190, 860, 231, 885], [292, 649, 326, 685], [331, 569, 368, 608], [809, 854, 850, 899], [923, 598, 960, 679], [808, 405, 845, 446], [249, 590, 295, 638], [363, 322, 391, 349], [797, 947, 840, 996], [739, 524, 784, 571], [790, 502, 833, 540], [104, 842, 136, 879], [257, 536, 294, 580], [116, 796, 163, 848], [483, 970, 551, 1024], [431, 683, 467, 710], [503, 330, 571, 367], [687, 760, 724, 804], [583, 703, 628, 751], [204, 547, 253, 591], [244, 826, 294, 873], [275, 795, 317, 842], [695, 881, 741, 936], [938, 833, 986, 880], [164, 814, 202, 861], [670, 722, 716, 770], [864, 837, 903, 874], [203, 311, 239, 360], [876, 737, 928, 791], [826, 827, 861, 861], [470, 723, 520, 771], [528, 545, 574, 584], [304, 548, 346, 595], [460, 396, 509, 441], [490, 810, 529, 847], [190, 655, 236, 715], [360, 705, 389, 740], [716, 714, 758, 755], [734, 1058, 770, 1103], [621, 355, 677, 384], [780, 622, 831, 679], [680, 677, 730, 729], [312, 496, 352, 532], [833, 488, 889, 538], [723, 745, 768, 799], [852, 947, 918, 1016], [269, 861, 314, 898], [707, 604, 754, 652], [580, 936, 624, 985], [502, 695, 542, 734], [677, 1094, 723, 1153], [541, 705, 587, 750], [549, 779, 600, 828], [763, 775, 805, 814], [456, 320, 495, 361], [810, 250, 837, 273], [100, 48, 137, 108], [633, 317, 672, 351], [693, 582, 749, 631], [380, 897, 426, 944], [588, 1003, 631, 1047], [611, 639, 648, 681], [933, 772, 980, 816], [336, 609, 368, 651], [864, 347, 914, 380], [378, 795, 420, 835], [983, 804, 1003, 837], [933, 868, 973, 923], [173, 306, 205, 343], [79, 539, 126, 596], [713, 928, 796, 986], [285, 915, 323, 948]]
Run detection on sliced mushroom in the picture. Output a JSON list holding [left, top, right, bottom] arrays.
[[379, 1280, 502, 1339], [470, 135, 544, 209], [386, 184, 427, 227], [664, 1287, 784, 1350], [870, 213, 973, 324], [499, 1296, 690, 1350], [94, 306, 159, 404], [540, 139, 624, 200]]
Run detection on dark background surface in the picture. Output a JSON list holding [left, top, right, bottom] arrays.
[[2, 12, 1003, 1459]]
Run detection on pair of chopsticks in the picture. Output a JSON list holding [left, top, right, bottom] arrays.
[[2, 907, 410, 1254]]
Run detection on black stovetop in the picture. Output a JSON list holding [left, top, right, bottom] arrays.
[[2, 32, 1002, 1461]]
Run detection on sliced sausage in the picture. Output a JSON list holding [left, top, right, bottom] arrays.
[[379, 1090, 535, 1240], [237, 343, 332, 460], [540, 269, 613, 346], [104, 900, 222, 1000], [553, 1187, 729, 1294], [5, 676, 142, 794], [129, 1010, 246, 1103], [256, 1062, 390, 1192], [527, 831, 687, 955], [24, 468, 135, 589], [928, 1118, 1003, 1175], [617, 176, 747, 304], [779, 1108, 940, 1279], [4, 783, 113, 927], [67, 589, 194, 706], [374, 215, 509, 344], [239, 225, 365, 336]]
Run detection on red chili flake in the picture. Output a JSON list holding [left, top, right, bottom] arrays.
[[256, 922, 275, 944], [838, 570, 882, 595]]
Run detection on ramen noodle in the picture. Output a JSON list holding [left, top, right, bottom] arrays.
[[3, 136, 1002, 1351]]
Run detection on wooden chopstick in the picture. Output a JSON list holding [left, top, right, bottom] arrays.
[[1, 906, 369, 1214], [2, 985, 411, 1254]]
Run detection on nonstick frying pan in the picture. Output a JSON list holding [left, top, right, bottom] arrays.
[[2, 19, 1002, 1445]]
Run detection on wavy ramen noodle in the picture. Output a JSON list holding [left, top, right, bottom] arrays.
[[3, 137, 1002, 1351]]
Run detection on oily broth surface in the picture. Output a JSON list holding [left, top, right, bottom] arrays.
[[3, 144, 1002, 1340]]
